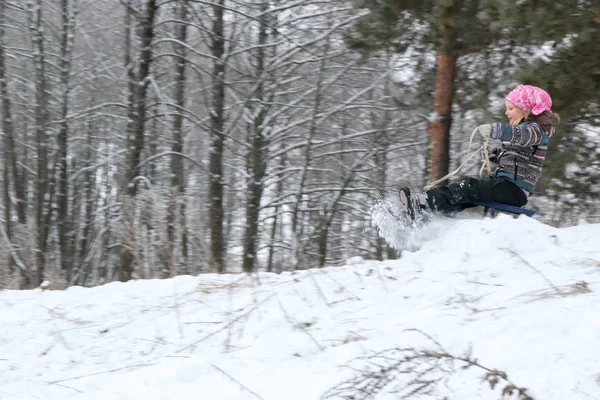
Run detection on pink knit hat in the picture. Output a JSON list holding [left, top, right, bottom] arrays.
[[505, 85, 552, 115]]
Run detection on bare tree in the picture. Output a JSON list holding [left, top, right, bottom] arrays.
[[0, 1, 26, 226], [316, 149, 374, 267], [118, 0, 158, 281], [241, 0, 271, 273], [208, 0, 227, 273], [57, 0, 77, 281], [28, 0, 53, 287], [165, 0, 189, 277], [73, 117, 96, 285], [0, 0, 29, 287]]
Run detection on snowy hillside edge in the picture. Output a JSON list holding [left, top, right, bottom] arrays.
[[1, 215, 600, 399]]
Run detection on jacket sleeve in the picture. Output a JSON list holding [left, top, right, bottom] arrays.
[[490, 122, 545, 147]]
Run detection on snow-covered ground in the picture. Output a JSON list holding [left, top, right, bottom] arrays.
[[2, 215, 600, 400]]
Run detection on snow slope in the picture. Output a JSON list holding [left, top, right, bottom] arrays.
[[1, 215, 600, 400]]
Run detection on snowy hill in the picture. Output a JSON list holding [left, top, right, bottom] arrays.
[[2, 215, 600, 400]]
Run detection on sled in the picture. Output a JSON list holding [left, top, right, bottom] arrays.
[[469, 201, 545, 218]]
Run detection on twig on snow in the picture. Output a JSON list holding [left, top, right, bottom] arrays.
[[47, 363, 154, 385], [317, 268, 362, 301], [276, 295, 324, 351], [467, 280, 505, 287], [48, 382, 83, 393], [374, 265, 390, 293], [501, 247, 561, 295], [212, 364, 265, 400], [306, 269, 332, 306], [322, 344, 535, 400], [175, 294, 275, 354]]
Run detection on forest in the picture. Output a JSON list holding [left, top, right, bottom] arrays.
[[0, 0, 598, 289]]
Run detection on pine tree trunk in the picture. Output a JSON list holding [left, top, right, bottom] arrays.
[[427, 0, 459, 183]]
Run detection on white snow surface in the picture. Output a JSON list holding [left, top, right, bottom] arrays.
[[2, 216, 600, 400]]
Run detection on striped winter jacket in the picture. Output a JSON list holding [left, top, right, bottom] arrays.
[[489, 112, 560, 194]]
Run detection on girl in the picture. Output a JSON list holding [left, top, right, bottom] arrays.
[[401, 84, 560, 218]]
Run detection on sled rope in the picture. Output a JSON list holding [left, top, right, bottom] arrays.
[[424, 127, 492, 192], [480, 138, 492, 177]]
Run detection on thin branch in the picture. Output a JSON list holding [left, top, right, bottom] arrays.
[[175, 294, 275, 354], [501, 248, 561, 295], [47, 364, 154, 385], [212, 364, 265, 400]]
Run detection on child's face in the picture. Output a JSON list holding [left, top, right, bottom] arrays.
[[505, 101, 528, 125]]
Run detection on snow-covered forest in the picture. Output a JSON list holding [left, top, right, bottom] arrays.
[[0, 0, 598, 289]]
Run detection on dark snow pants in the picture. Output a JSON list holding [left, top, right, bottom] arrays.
[[425, 176, 528, 214]]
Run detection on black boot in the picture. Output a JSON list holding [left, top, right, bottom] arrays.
[[399, 187, 432, 220], [398, 187, 415, 220]]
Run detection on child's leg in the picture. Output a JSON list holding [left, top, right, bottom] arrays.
[[483, 177, 528, 207], [425, 176, 527, 213]]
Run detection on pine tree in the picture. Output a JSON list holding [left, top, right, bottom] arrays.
[[348, 0, 600, 220], [500, 0, 600, 220], [347, 0, 505, 183]]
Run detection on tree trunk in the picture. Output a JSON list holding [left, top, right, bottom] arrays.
[[242, 1, 269, 273], [316, 149, 373, 267], [267, 155, 285, 273], [58, 0, 76, 282], [0, 1, 26, 227], [76, 119, 95, 285], [0, 0, 28, 284], [166, 0, 189, 278], [317, 211, 329, 268], [290, 41, 331, 269], [241, 123, 266, 273], [0, 9, 11, 251], [427, 0, 459, 183], [118, 0, 157, 282], [29, 0, 52, 287], [373, 75, 392, 260], [209, 0, 226, 273]]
